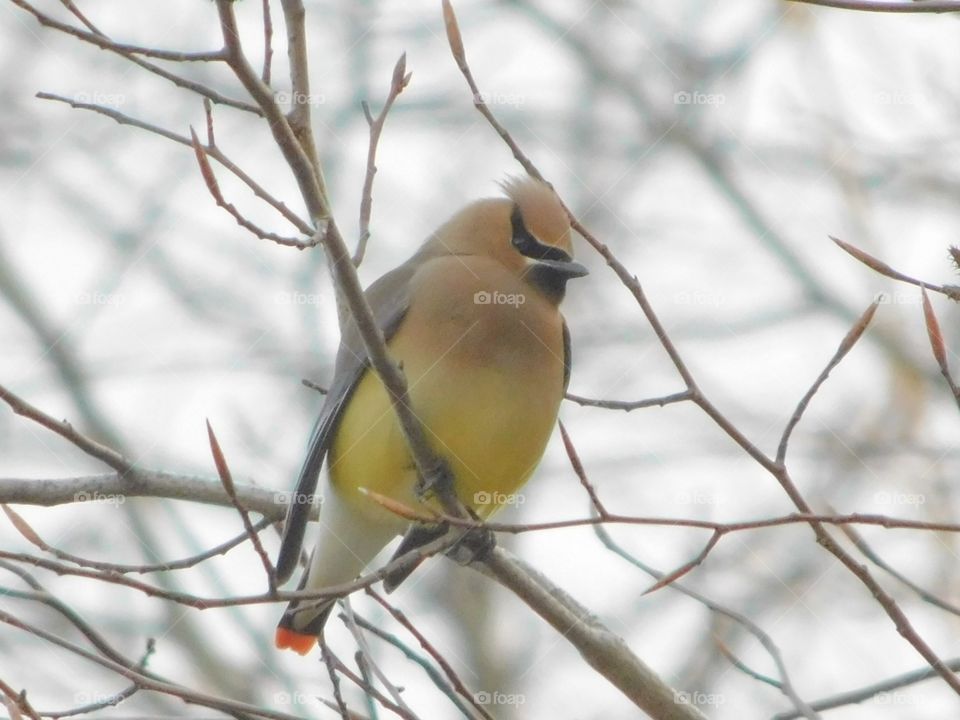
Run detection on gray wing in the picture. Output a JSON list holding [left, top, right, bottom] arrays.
[[275, 261, 417, 583]]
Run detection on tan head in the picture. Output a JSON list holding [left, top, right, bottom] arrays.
[[422, 177, 588, 302]]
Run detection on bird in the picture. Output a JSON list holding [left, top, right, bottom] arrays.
[[274, 177, 588, 655]]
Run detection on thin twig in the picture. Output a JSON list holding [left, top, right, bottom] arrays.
[[642, 531, 721, 595], [773, 658, 960, 719], [0, 383, 131, 474], [0, 611, 303, 720], [189, 127, 316, 248], [0, 531, 464, 610], [441, 0, 960, 696], [321, 644, 351, 720], [11, 0, 259, 114], [2, 503, 272, 574], [592, 524, 817, 717], [788, 0, 960, 12], [565, 390, 693, 412], [558, 420, 607, 516], [324, 647, 421, 720], [0, 679, 42, 720], [473, 547, 708, 720], [355, 54, 411, 266], [261, 0, 274, 85], [777, 300, 880, 464], [37, 93, 312, 235], [340, 600, 416, 717], [921, 289, 960, 410], [837, 519, 960, 618], [365, 588, 493, 720], [831, 236, 960, 301], [206, 421, 277, 594]]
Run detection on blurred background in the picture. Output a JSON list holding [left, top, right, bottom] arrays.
[[2, 1, 959, 718]]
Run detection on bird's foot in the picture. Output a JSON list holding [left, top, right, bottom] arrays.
[[446, 522, 497, 566]]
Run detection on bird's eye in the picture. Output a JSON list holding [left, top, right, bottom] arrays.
[[510, 204, 572, 262]]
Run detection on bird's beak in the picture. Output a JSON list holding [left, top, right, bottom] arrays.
[[533, 257, 589, 279]]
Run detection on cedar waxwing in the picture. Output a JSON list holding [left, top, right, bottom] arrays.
[[274, 178, 588, 654]]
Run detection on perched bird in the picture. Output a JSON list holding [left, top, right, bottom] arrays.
[[275, 177, 588, 654]]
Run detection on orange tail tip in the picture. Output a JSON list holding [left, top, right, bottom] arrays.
[[275, 627, 317, 655]]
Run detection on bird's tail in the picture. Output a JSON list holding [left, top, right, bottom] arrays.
[[275, 575, 336, 655], [274, 489, 400, 654]]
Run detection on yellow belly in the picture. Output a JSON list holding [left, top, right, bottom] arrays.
[[328, 259, 565, 525]]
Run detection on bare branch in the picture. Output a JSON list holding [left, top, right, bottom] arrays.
[[564, 390, 693, 412], [189, 127, 316, 248], [37, 93, 312, 235], [774, 658, 960, 719], [473, 547, 708, 720], [0, 610, 303, 720], [355, 53, 412, 266], [365, 588, 493, 720], [206, 421, 277, 594], [921, 290, 960, 409], [0, 383, 131, 474], [831, 236, 960, 301], [261, 0, 273, 85], [440, 0, 960, 696], [788, 0, 960, 12], [558, 420, 607, 517], [3, 504, 273, 574], [11, 0, 260, 114], [777, 300, 880, 464]]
